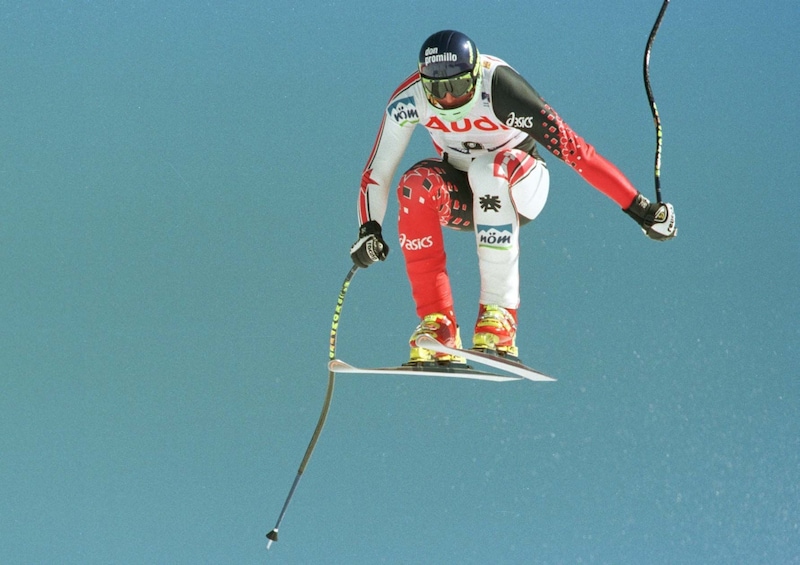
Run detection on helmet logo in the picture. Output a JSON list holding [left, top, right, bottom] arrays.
[[423, 47, 458, 66]]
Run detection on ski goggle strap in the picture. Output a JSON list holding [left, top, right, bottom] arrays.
[[420, 67, 479, 100]]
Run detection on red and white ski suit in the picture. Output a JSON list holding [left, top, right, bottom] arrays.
[[357, 55, 639, 325]]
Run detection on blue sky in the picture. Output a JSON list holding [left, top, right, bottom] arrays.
[[1, 1, 797, 563]]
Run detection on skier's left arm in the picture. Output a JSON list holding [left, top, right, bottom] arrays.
[[491, 66, 676, 240]]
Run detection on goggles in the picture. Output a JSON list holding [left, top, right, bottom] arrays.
[[420, 68, 478, 101]]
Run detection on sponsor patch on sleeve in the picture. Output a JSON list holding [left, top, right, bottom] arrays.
[[387, 97, 420, 126]]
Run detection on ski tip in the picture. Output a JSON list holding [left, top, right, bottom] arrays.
[[328, 359, 354, 372], [414, 334, 440, 348]]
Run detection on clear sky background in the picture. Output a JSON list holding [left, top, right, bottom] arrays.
[[1, 1, 797, 563]]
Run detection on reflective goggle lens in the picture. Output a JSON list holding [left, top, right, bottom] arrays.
[[421, 70, 476, 99]]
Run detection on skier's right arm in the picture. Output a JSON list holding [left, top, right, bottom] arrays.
[[352, 77, 418, 268]]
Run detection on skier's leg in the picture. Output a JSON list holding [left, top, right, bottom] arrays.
[[397, 158, 472, 360], [467, 149, 549, 353]]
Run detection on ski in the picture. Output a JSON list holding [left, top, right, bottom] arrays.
[[328, 359, 521, 383], [414, 334, 556, 382]]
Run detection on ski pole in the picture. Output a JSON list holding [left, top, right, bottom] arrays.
[[643, 0, 670, 204], [266, 265, 359, 550]]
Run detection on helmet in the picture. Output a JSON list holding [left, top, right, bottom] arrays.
[[418, 30, 482, 122]]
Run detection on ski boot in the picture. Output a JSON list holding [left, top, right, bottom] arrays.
[[408, 312, 465, 364], [472, 304, 519, 358]]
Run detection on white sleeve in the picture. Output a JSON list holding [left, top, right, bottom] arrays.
[[357, 77, 421, 226]]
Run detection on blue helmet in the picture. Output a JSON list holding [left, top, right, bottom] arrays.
[[418, 30, 482, 121], [418, 30, 478, 79]]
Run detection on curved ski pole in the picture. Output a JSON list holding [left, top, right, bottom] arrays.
[[643, 0, 670, 204], [266, 265, 359, 550]]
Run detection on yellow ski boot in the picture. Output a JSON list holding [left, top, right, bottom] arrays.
[[472, 304, 519, 358], [408, 312, 465, 364]]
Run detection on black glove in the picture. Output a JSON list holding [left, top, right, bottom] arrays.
[[624, 193, 677, 241], [350, 220, 389, 268]]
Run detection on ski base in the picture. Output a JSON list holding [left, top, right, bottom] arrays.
[[328, 359, 521, 382], [414, 334, 556, 382]]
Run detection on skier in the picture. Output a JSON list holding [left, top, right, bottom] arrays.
[[350, 30, 677, 363]]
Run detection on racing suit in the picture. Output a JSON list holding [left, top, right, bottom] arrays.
[[358, 54, 639, 324]]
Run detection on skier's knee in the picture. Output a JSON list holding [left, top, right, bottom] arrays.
[[397, 161, 446, 205]]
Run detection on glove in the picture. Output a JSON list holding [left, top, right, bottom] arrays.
[[350, 220, 389, 268], [623, 193, 677, 241]]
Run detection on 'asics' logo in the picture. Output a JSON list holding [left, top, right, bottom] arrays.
[[505, 112, 535, 129], [399, 234, 434, 251]]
